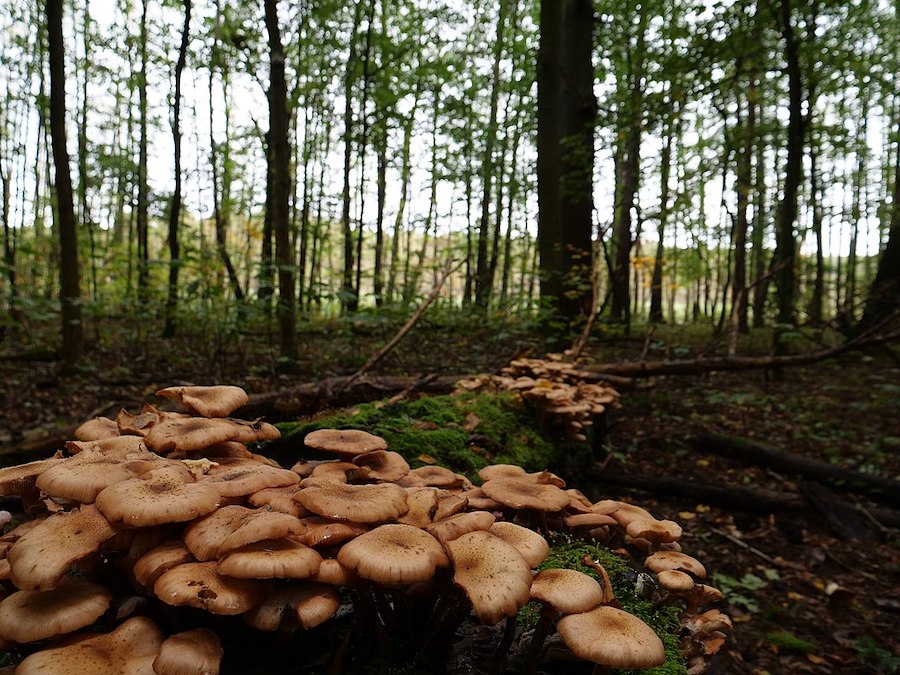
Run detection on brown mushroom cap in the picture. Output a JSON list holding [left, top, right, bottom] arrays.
[[8, 505, 117, 591], [156, 385, 250, 418], [15, 616, 165, 675], [481, 479, 570, 512], [153, 561, 267, 615], [65, 435, 150, 459], [444, 530, 532, 625], [657, 569, 694, 592], [294, 516, 368, 549], [0, 458, 64, 498], [351, 450, 410, 483], [424, 511, 496, 545], [397, 465, 468, 489], [145, 417, 280, 453], [199, 458, 299, 497], [295, 478, 408, 523], [133, 540, 196, 588], [303, 428, 387, 458], [244, 583, 340, 631], [153, 627, 223, 675], [73, 416, 119, 441], [309, 558, 360, 586], [248, 485, 307, 517], [530, 568, 604, 615], [0, 576, 112, 643], [488, 521, 550, 568], [644, 551, 707, 579], [95, 463, 220, 527], [557, 605, 666, 669], [337, 523, 449, 585], [35, 450, 151, 503], [217, 538, 322, 580], [626, 517, 683, 545]]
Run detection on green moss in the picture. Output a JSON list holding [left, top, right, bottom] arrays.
[[275, 392, 575, 481], [520, 533, 688, 675], [765, 630, 817, 654]]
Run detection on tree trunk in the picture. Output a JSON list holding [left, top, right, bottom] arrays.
[[649, 99, 675, 323], [265, 0, 297, 364], [341, 1, 363, 313], [772, 0, 805, 332], [733, 67, 752, 334], [609, 8, 646, 329], [46, 0, 83, 368], [475, 0, 510, 310], [162, 0, 191, 339], [136, 0, 149, 307]]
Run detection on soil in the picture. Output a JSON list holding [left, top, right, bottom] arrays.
[[1, 318, 898, 674]]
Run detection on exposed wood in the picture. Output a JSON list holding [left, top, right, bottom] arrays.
[[693, 433, 900, 508]]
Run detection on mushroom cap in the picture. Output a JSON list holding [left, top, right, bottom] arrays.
[[294, 516, 368, 549], [217, 539, 322, 579], [198, 458, 299, 498], [0, 458, 64, 497], [156, 385, 250, 418], [557, 605, 666, 669], [248, 486, 307, 517], [303, 428, 387, 458], [73, 416, 119, 441], [95, 463, 221, 527], [182, 505, 304, 561], [15, 616, 164, 675], [153, 627, 223, 675], [145, 417, 280, 453], [35, 450, 151, 503], [626, 517, 683, 544], [295, 478, 408, 523], [481, 479, 570, 512], [65, 435, 150, 459], [116, 408, 161, 437], [337, 523, 449, 585], [351, 450, 410, 483], [530, 568, 604, 614], [644, 551, 707, 579], [8, 505, 117, 591], [133, 540, 195, 588], [244, 583, 340, 631], [0, 576, 112, 643], [153, 561, 268, 615], [657, 569, 695, 592], [398, 465, 468, 489], [488, 521, 550, 568], [477, 464, 528, 482], [424, 511, 496, 545], [444, 530, 532, 625], [309, 558, 360, 586]]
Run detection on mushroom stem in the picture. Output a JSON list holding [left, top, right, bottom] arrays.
[[492, 614, 518, 672], [582, 555, 614, 603], [523, 604, 557, 675]]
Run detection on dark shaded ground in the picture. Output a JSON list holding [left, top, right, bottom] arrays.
[[1, 317, 898, 673]]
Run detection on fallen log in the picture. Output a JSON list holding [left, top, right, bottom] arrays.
[[589, 469, 900, 531], [584, 329, 900, 378], [692, 433, 900, 509]]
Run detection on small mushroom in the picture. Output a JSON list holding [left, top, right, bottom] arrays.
[[153, 627, 224, 675]]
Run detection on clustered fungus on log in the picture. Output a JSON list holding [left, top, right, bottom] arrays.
[[0, 384, 729, 674], [456, 354, 620, 442]]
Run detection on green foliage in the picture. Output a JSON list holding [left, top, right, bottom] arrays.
[[765, 630, 817, 654], [854, 636, 900, 673], [711, 571, 772, 613], [277, 391, 569, 481]]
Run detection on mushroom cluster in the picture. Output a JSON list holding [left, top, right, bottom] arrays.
[[0, 385, 727, 674], [456, 354, 620, 442]]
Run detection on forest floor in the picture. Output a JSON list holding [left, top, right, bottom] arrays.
[[1, 315, 899, 674]]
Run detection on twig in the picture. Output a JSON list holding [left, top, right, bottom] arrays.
[[707, 526, 794, 569], [383, 374, 439, 406], [338, 259, 461, 394]]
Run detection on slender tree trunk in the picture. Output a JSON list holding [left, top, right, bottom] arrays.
[[475, 0, 510, 309], [341, 1, 363, 313], [136, 0, 149, 307], [162, 0, 190, 339], [733, 73, 752, 334], [808, 124, 825, 324], [265, 0, 297, 363], [609, 8, 646, 329], [77, 0, 96, 302], [46, 0, 83, 367], [650, 100, 676, 323], [751, 73, 768, 327], [374, 121, 387, 307], [772, 0, 805, 330]]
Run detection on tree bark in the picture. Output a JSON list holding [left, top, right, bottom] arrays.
[[136, 0, 149, 306], [265, 0, 297, 364], [162, 0, 191, 339], [46, 0, 84, 368], [341, 1, 363, 313]]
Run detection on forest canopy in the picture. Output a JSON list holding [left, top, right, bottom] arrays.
[[0, 0, 897, 366]]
